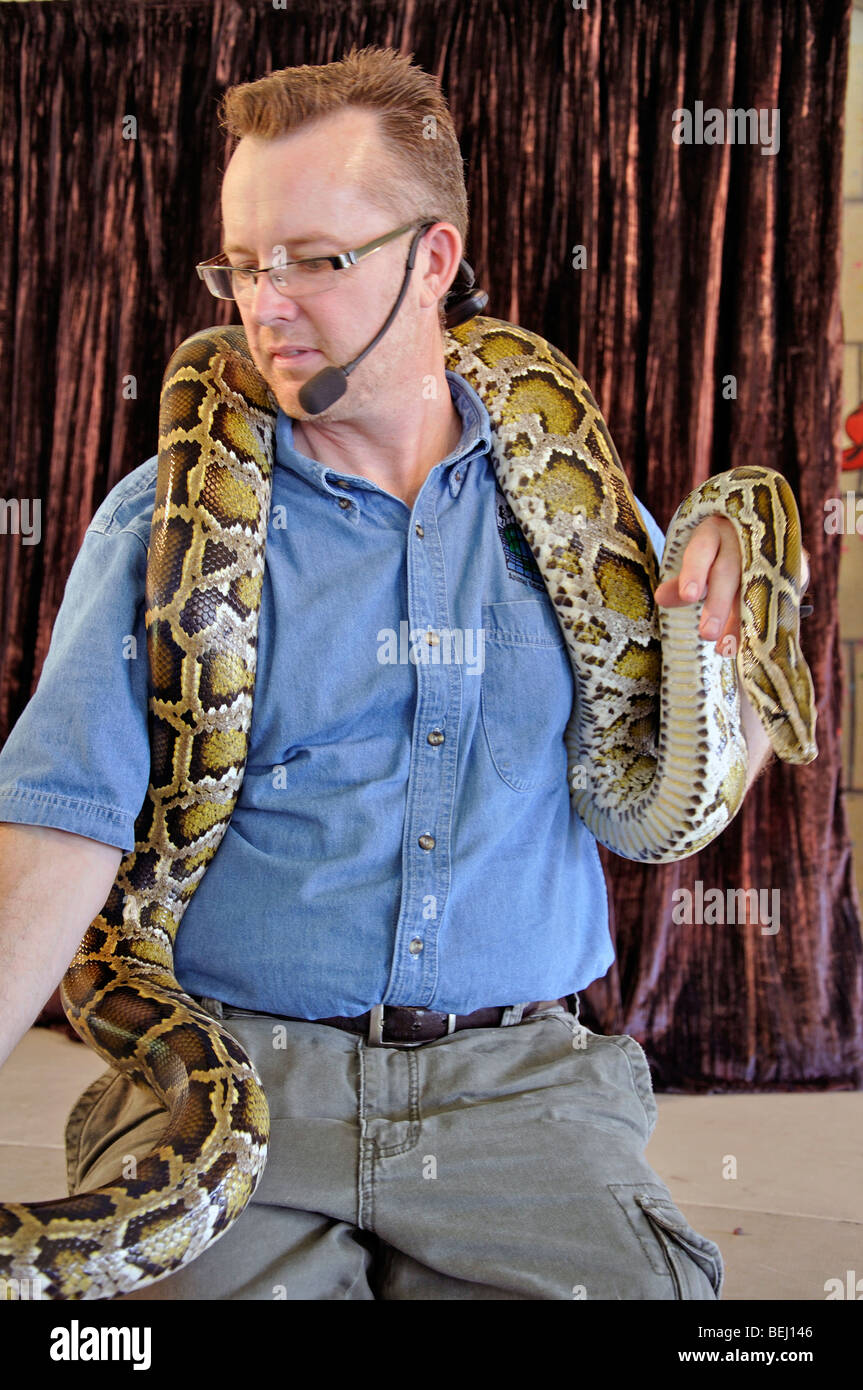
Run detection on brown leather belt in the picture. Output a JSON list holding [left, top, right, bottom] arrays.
[[287, 997, 574, 1046], [201, 995, 576, 1046]]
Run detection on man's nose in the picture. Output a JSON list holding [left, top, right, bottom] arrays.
[[248, 272, 303, 322]]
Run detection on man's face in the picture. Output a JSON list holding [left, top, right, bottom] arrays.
[[220, 108, 435, 422]]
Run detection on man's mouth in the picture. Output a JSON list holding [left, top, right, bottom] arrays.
[[268, 347, 321, 367]]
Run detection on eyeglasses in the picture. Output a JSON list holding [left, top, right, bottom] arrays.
[[196, 221, 433, 302]]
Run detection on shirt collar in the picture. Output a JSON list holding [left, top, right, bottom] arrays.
[[274, 369, 493, 502]]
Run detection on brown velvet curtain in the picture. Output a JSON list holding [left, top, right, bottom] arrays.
[[1, 0, 859, 1087]]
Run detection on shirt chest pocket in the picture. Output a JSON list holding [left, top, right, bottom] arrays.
[[479, 599, 573, 793]]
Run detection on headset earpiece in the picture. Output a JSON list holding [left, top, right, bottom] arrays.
[[444, 257, 489, 328]]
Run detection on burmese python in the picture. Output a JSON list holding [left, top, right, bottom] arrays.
[[0, 316, 817, 1299]]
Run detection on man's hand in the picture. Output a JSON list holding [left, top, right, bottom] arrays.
[[653, 514, 810, 650], [653, 515, 743, 650], [653, 516, 810, 790]]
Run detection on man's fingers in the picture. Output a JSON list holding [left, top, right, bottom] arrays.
[[698, 521, 741, 641], [654, 519, 808, 649], [654, 516, 742, 649]]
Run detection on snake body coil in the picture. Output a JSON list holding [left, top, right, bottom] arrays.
[[0, 317, 816, 1298]]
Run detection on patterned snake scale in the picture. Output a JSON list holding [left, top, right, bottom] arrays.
[[0, 316, 817, 1298]]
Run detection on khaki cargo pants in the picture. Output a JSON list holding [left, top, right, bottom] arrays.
[[66, 996, 724, 1300]]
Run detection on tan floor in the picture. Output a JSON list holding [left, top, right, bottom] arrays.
[[0, 1025, 859, 1301]]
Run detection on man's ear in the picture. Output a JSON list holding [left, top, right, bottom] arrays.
[[419, 221, 463, 314]]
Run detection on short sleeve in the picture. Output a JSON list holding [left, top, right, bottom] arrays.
[[633, 496, 666, 561], [0, 469, 156, 852]]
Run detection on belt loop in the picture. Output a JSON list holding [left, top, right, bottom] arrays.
[[500, 1002, 526, 1026]]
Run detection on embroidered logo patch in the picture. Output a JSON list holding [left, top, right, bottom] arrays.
[[494, 488, 544, 591]]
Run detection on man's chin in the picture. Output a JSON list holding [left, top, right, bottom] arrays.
[[269, 386, 332, 423], [261, 373, 311, 418], [257, 358, 333, 415]]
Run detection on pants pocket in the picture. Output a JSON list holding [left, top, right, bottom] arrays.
[[638, 1191, 725, 1299], [555, 1019, 658, 1143], [611, 1033, 658, 1142], [65, 1068, 168, 1194], [609, 1182, 724, 1300], [64, 1067, 119, 1194]]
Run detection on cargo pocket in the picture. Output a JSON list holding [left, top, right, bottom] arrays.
[[637, 1191, 725, 1299], [609, 1182, 724, 1300]]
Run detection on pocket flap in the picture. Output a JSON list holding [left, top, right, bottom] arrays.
[[635, 1190, 725, 1298]]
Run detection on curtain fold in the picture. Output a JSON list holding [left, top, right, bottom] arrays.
[[1, 0, 859, 1087]]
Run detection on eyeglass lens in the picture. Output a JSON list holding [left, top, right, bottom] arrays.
[[204, 259, 341, 301]]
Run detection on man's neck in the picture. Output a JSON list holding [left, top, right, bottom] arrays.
[[291, 383, 463, 511]]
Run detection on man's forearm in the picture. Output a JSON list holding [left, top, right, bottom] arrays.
[[739, 685, 773, 792], [0, 824, 122, 1069]]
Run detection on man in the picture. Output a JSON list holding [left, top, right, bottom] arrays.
[[0, 46, 772, 1299]]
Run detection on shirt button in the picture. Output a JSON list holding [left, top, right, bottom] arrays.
[[409, 938, 424, 955], [334, 479, 351, 487], [427, 729, 445, 746], [425, 630, 439, 646], [338, 497, 351, 509], [418, 834, 435, 850], [415, 522, 424, 538], [454, 470, 462, 481]]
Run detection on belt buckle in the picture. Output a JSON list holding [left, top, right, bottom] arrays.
[[368, 1004, 458, 1047], [368, 1004, 392, 1046]]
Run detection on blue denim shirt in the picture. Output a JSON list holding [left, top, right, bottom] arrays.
[[0, 370, 664, 1017]]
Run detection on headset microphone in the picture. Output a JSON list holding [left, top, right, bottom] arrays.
[[298, 224, 426, 415], [297, 227, 488, 415]]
